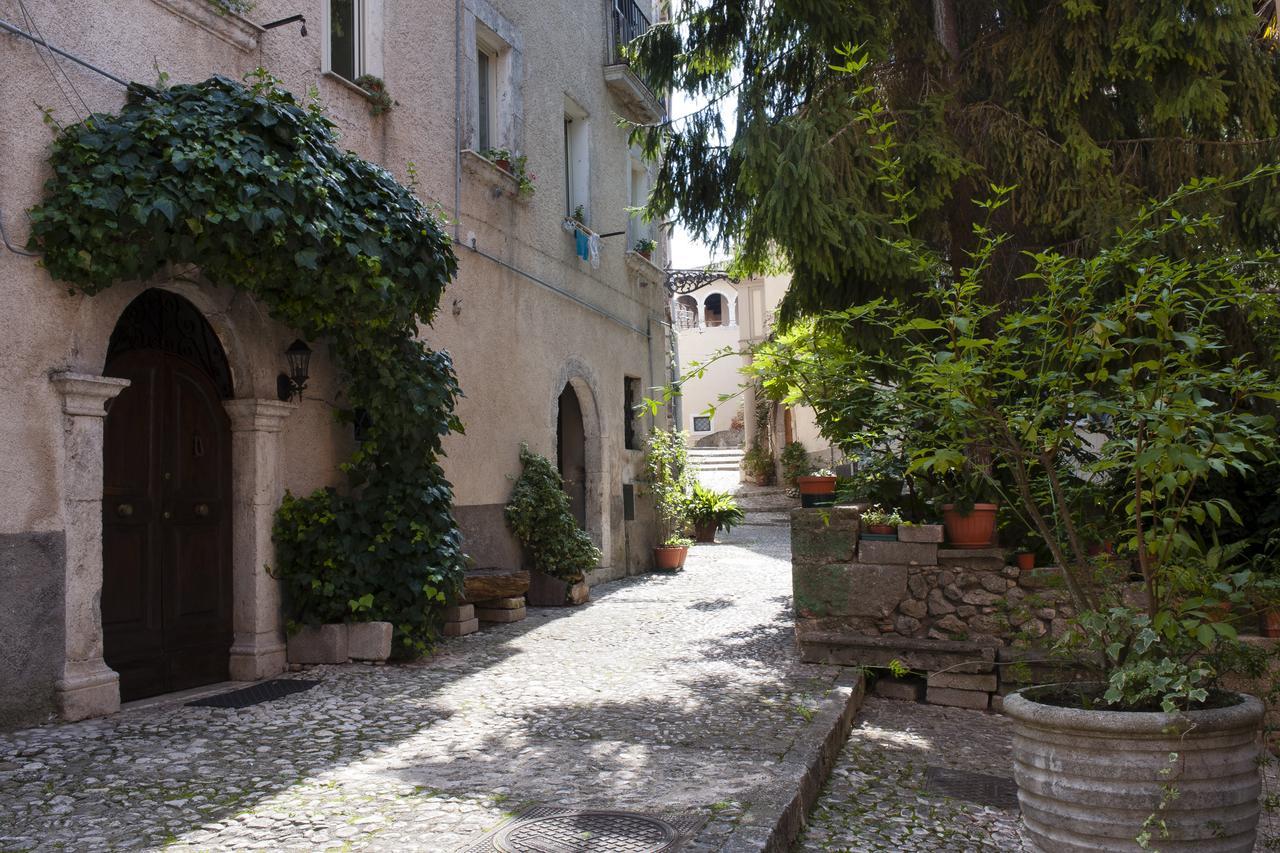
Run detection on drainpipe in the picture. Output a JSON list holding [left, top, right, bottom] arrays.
[[453, 0, 462, 243]]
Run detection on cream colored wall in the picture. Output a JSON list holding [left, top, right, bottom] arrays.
[[675, 322, 742, 435], [1, 0, 667, 564]]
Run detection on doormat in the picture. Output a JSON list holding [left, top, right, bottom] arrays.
[[187, 679, 320, 709], [458, 806, 707, 853], [923, 766, 1019, 810]]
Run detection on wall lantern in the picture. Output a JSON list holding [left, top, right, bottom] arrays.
[[277, 339, 312, 402]]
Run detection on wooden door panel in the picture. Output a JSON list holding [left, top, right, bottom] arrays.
[[103, 348, 232, 701]]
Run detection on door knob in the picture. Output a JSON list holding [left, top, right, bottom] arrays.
[[163, 511, 171, 519], [193, 503, 210, 517], [115, 503, 133, 517]]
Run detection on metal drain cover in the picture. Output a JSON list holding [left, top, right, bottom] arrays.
[[459, 807, 706, 853], [923, 766, 1019, 810], [494, 811, 679, 852]]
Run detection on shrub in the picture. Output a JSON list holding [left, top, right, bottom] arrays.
[[686, 484, 745, 534], [505, 444, 601, 582], [780, 441, 809, 485]]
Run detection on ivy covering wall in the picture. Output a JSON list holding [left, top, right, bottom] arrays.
[[28, 72, 465, 653]]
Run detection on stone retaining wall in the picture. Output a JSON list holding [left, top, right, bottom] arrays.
[[791, 507, 1082, 711]]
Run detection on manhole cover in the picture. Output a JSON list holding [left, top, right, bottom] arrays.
[[493, 811, 679, 853], [923, 766, 1019, 810], [459, 808, 705, 853], [187, 679, 319, 709]]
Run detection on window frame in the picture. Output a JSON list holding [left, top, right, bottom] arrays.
[[325, 0, 365, 82]]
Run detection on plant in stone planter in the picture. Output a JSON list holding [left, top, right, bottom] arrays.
[[633, 237, 657, 259], [686, 483, 744, 543], [505, 444, 600, 604], [644, 427, 696, 571]]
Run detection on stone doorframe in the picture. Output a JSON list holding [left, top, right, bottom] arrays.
[[551, 361, 610, 562], [50, 372, 294, 720]]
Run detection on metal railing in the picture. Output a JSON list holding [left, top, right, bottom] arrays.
[[608, 0, 651, 65]]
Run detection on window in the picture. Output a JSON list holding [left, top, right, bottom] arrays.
[[624, 376, 642, 450], [628, 159, 652, 246], [693, 416, 712, 432], [564, 100, 590, 220], [328, 0, 363, 81], [704, 293, 725, 327], [477, 43, 496, 151]]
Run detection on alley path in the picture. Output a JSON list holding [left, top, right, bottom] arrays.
[[0, 488, 848, 852]]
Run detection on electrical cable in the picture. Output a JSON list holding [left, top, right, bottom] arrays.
[[18, 0, 91, 117], [0, 208, 39, 257], [15, 2, 83, 120]]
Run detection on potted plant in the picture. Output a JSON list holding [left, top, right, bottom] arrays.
[[741, 443, 774, 486], [481, 146, 513, 173], [686, 483, 745, 543], [354, 74, 396, 116], [779, 440, 809, 487], [504, 444, 598, 605], [795, 467, 837, 508], [644, 427, 695, 571], [766, 161, 1280, 848], [859, 506, 901, 540], [1014, 550, 1035, 571], [633, 237, 657, 260]]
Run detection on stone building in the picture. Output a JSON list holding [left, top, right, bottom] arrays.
[[0, 0, 670, 727]]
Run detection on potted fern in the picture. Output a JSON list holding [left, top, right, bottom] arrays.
[[687, 484, 745, 543], [505, 444, 600, 605]]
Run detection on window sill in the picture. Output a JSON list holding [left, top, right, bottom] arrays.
[[323, 71, 376, 99], [150, 0, 263, 51], [625, 250, 663, 288], [461, 149, 525, 200]]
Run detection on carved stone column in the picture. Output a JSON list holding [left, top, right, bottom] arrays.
[[50, 371, 130, 721], [223, 399, 295, 681]]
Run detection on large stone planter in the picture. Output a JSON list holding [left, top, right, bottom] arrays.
[[526, 570, 589, 606], [1003, 687, 1263, 852], [287, 624, 348, 665]]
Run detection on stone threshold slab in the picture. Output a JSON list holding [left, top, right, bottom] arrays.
[[720, 670, 866, 852]]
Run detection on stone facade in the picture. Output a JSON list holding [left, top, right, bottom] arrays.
[[792, 507, 1082, 710], [1, 0, 669, 725]]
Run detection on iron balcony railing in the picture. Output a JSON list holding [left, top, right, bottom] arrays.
[[608, 0, 651, 66]]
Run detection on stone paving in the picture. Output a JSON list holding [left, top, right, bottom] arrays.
[[0, 486, 850, 852], [795, 697, 1029, 852]]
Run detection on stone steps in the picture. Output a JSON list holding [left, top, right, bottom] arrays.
[[688, 447, 745, 472]]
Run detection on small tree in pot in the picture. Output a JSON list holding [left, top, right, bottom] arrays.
[[505, 444, 600, 604], [644, 427, 695, 570]]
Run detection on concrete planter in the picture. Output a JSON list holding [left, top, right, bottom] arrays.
[[526, 570, 590, 606], [286, 624, 349, 665], [897, 523, 944, 544], [1003, 687, 1263, 852], [347, 621, 393, 661]]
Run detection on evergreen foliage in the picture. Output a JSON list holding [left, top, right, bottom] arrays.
[[505, 444, 601, 583], [630, 2, 1280, 319], [28, 73, 464, 654]]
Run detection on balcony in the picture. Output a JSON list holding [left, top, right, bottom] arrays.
[[605, 0, 664, 124]]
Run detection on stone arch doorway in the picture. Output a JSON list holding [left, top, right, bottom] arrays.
[[101, 289, 234, 701], [557, 384, 588, 529]]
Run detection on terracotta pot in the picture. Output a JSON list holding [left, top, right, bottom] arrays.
[[1016, 551, 1035, 571], [796, 475, 837, 495], [693, 521, 717, 543], [653, 545, 688, 571], [941, 503, 998, 548], [1261, 609, 1280, 638], [866, 523, 896, 536], [494, 157, 512, 172], [640, 249, 652, 260]]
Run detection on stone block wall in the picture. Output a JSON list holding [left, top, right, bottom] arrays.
[[792, 506, 1081, 711]]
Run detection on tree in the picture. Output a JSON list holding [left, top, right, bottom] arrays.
[[632, 1, 1280, 319]]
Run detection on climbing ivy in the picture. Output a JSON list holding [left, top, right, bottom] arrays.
[[505, 444, 601, 583], [28, 72, 464, 654]]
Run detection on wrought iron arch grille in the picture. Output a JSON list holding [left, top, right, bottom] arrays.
[[105, 289, 234, 398]]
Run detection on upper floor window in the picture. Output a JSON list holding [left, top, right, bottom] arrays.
[[564, 99, 590, 221], [328, 0, 363, 81], [477, 42, 497, 151]]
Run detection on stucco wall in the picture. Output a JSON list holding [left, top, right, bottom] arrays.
[[675, 322, 742, 436], [0, 0, 668, 718]]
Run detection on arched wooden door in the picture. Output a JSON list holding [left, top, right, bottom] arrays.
[[101, 292, 233, 701], [557, 384, 587, 529]]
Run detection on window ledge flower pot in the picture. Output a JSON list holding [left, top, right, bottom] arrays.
[[653, 545, 688, 572], [941, 502, 998, 548], [1003, 687, 1263, 852]]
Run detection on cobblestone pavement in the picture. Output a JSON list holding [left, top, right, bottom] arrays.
[[795, 697, 1030, 852], [0, 486, 853, 852]]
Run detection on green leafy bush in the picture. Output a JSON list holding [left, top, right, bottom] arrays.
[[780, 441, 808, 486], [686, 484, 744, 534], [29, 72, 465, 654], [644, 428, 695, 545], [742, 444, 774, 482], [505, 444, 601, 582]]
